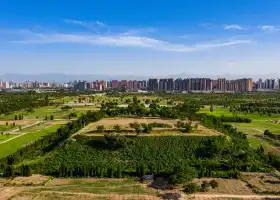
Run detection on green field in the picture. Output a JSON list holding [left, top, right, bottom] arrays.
[[229, 121, 280, 135], [0, 125, 13, 132], [199, 107, 280, 154], [247, 137, 280, 155], [0, 106, 78, 121], [199, 107, 280, 120], [199, 107, 280, 135], [0, 134, 18, 142], [0, 124, 62, 158]]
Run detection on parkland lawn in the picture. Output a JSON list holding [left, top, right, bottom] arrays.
[[199, 107, 280, 155], [0, 124, 63, 158]]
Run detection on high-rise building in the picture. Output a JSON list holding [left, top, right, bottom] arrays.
[[167, 78, 174, 91], [159, 79, 167, 91], [217, 78, 226, 91], [112, 80, 119, 89], [148, 79, 159, 91], [74, 81, 88, 91]]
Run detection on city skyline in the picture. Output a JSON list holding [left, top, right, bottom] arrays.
[[0, 77, 277, 93], [2, 1, 280, 75]]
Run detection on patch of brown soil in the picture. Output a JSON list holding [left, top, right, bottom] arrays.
[[240, 172, 280, 193], [0, 120, 36, 126], [0, 187, 24, 200], [47, 178, 128, 186], [193, 178, 254, 195], [6, 175, 50, 186], [87, 118, 179, 129]]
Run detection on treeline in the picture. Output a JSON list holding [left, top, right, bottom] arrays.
[[0, 92, 64, 115], [236, 103, 280, 115], [264, 129, 280, 140], [0, 110, 104, 176], [101, 96, 200, 119], [219, 115, 252, 123], [201, 114, 280, 170]]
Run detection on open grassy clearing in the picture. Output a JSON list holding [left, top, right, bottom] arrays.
[[247, 137, 279, 154], [0, 124, 63, 158], [199, 107, 280, 120], [0, 105, 86, 122], [229, 121, 280, 135], [84, 117, 178, 129], [78, 118, 221, 136], [0, 134, 18, 142], [199, 107, 280, 154]]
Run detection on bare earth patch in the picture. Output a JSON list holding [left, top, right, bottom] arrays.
[[6, 175, 50, 186], [47, 178, 128, 186], [193, 178, 254, 195], [0, 120, 37, 126], [89, 117, 178, 129], [240, 172, 280, 193]]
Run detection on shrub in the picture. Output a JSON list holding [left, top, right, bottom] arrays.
[[61, 105, 72, 110], [96, 125, 105, 132], [210, 180, 219, 189], [183, 183, 198, 194], [200, 181, 211, 192], [113, 124, 121, 132]]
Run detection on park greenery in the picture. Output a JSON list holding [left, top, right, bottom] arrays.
[[0, 91, 280, 191]]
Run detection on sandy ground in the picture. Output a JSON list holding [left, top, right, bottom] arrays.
[[90, 118, 179, 129], [3, 176, 280, 200], [5, 175, 50, 186], [0, 120, 37, 126], [193, 178, 254, 195], [240, 172, 280, 193], [47, 178, 129, 186], [8, 191, 280, 200]]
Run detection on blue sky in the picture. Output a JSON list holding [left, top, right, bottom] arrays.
[[1, 0, 280, 76]]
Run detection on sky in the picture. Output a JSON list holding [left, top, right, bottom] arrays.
[[1, 0, 280, 76]]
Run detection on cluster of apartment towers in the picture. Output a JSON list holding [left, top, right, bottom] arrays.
[[73, 78, 266, 92]]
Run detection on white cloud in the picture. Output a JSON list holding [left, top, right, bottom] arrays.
[[224, 25, 244, 30], [121, 28, 157, 36], [64, 19, 108, 30], [9, 30, 252, 53], [258, 25, 279, 31]]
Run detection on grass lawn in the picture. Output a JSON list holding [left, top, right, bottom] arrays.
[[0, 124, 13, 132], [29, 178, 153, 195], [0, 106, 79, 121], [229, 121, 280, 135], [0, 134, 18, 142], [0, 124, 62, 158], [247, 137, 279, 155], [199, 107, 280, 120]]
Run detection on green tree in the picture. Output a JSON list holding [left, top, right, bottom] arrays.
[[183, 183, 198, 195], [97, 125, 105, 132], [113, 124, 121, 132]]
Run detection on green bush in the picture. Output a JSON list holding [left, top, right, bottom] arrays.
[[209, 180, 219, 189]]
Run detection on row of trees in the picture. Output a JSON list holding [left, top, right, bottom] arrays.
[[0, 92, 58, 115], [0, 110, 105, 176], [101, 96, 200, 120]]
